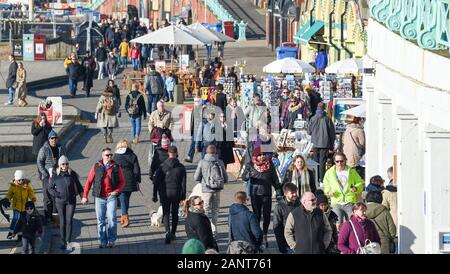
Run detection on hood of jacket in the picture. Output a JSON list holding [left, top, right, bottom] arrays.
[[230, 203, 249, 216], [163, 157, 180, 168], [203, 153, 218, 162], [315, 108, 326, 118], [365, 203, 388, 219], [385, 185, 397, 192]]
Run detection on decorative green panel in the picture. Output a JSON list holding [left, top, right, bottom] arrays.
[[386, 0, 403, 31], [417, 0, 438, 49], [400, 0, 418, 39]]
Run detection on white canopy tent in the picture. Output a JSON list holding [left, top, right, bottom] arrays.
[[263, 58, 316, 74], [340, 103, 366, 117], [188, 22, 235, 43], [325, 58, 363, 74]]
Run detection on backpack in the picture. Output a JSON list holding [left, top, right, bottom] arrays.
[[103, 96, 115, 115], [127, 93, 141, 115], [206, 161, 224, 190]]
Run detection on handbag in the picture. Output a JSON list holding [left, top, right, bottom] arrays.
[[349, 131, 365, 157], [349, 219, 381, 254]]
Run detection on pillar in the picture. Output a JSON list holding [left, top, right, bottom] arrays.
[[376, 93, 395, 177], [363, 75, 378, 185]]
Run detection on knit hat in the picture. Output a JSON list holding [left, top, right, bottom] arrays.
[[161, 134, 170, 148], [168, 146, 178, 154], [48, 130, 58, 139], [25, 201, 35, 209], [58, 155, 69, 166], [316, 194, 329, 206], [181, 239, 205, 254], [14, 170, 25, 180]]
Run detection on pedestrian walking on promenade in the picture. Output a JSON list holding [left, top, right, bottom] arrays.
[[15, 62, 27, 107], [82, 51, 96, 97], [31, 112, 52, 158], [282, 154, 317, 196], [107, 51, 118, 80], [316, 191, 340, 254], [148, 100, 173, 165], [150, 134, 170, 181], [37, 130, 66, 222], [95, 87, 120, 143], [284, 192, 332, 254], [214, 84, 227, 113], [4, 54, 17, 105], [184, 195, 218, 251], [242, 147, 282, 247], [106, 80, 122, 109], [284, 97, 305, 130], [113, 140, 141, 228], [12, 201, 42, 254], [194, 145, 228, 236], [218, 112, 235, 166], [140, 44, 149, 70], [308, 102, 336, 182], [95, 41, 108, 80], [226, 97, 244, 138], [337, 202, 381, 254], [125, 82, 147, 144], [144, 64, 165, 113], [196, 111, 219, 159], [82, 148, 125, 248], [119, 39, 130, 68], [66, 55, 82, 97], [365, 191, 396, 254], [130, 44, 141, 71], [5, 170, 37, 240], [228, 191, 262, 254], [184, 98, 202, 163], [47, 156, 83, 250], [153, 146, 187, 244], [273, 183, 300, 254], [343, 116, 366, 178], [165, 72, 175, 103]]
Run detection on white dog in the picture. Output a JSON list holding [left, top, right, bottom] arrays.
[[150, 206, 163, 227]]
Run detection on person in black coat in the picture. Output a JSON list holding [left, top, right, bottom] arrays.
[[125, 83, 147, 144], [31, 113, 53, 157], [149, 135, 170, 180], [66, 57, 82, 97], [184, 195, 218, 251], [13, 201, 42, 254], [82, 51, 96, 97], [113, 140, 141, 228], [218, 113, 235, 166], [284, 97, 305, 130], [214, 84, 227, 113], [47, 156, 83, 250], [242, 148, 283, 247], [282, 155, 317, 195], [153, 146, 187, 244], [106, 80, 122, 109], [5, 54, 17, 105]]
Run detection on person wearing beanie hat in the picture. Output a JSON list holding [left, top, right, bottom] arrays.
[[12, 200, 42, 254], [5, 170, 36, 240], [58, 155, 69, 166], [48, 130, 58, 139], [182, 239, 206, 254], [316, 193, 339, 254], [160, 134, 171, 149]]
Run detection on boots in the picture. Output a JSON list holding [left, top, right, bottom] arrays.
[[108, 133, 113, 144], [133, 136, 138, 144], [121, 215, 129, 228], [120, 215, 125, 226], [104, 135, 108, 143]]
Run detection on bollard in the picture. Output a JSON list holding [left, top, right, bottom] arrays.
[[174, 84, 184, 104]]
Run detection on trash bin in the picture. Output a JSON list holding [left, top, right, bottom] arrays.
[[12, 36, 23, 60], [22, 34, 34, 62], [276, 46, 298, 60], [34, 34, 46, 60], [223, 21, 234, 38], [174, 84, 184, 104]]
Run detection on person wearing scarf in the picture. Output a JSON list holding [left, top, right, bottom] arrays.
[[282, 155, 317, 196], [284, 97, 304, 130], [242, 147, 283, 248]]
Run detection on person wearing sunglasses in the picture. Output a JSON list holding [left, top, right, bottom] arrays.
[[37, 130, 66, 223], [82, 147, 125, 248], [47, 156, 83, 250], [323, 152, 364, 231], [12, 201, 42, 254]]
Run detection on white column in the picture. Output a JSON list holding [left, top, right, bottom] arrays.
[[377, 94, 395, 177], [423, 125, 450, 253], [395, 108, 424, 253], [363, 76, 378, 186]]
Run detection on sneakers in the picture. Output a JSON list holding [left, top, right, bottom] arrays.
[[165, 232, 171, 244], [6, 232, 13, 239], [4, 102, 12, 105], [170, 233, 176, 241], [107, 241, 115, 248], [108, 133, 113, 143], [184, 157, 192, 163], [99, 243, 107, 248]]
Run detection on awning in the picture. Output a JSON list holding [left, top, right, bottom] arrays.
[[294, 20, 324, 44]]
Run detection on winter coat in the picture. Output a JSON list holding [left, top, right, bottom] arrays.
[[66, 62, 82, 80], [365, 202, 396, 254], [95, 47, 108, 62], [195, 119, 219, 149], [165, 77, 175, 91], [307, 110, 335, 149], [107, 54, 118, 75], [82, 56, 96, 89], [150, 147, 169, 180], [31, 122, 53, 156], [343, 123, 365, 167], [153, 157, 187, 201], [37, 142, 66, 179], [113, 148, 141, 192], [215, 92, 227, 113], [229, 203, 262, 247], [218, 127, 235, 166], [308, 91, 322, 117], [324, 208, 340, 253], [96, 92, 119, 128], [6, 180, 37, 212], [194, 153, 228, 193], [47, 169, 83, 204], [323, 166, 364, 205], [16, 67, 27, 98], [83, 160, 126, 199], [13, 212, 42, 240], [130, 47, 140, 59], [282, 169, 317, 195], [110, 85, 122, 107], [281, 98, 308, 124], [148, 110, 173, 133], [273, 198, 301, 253], [6, 61, 17, 88], [244, 104, 267, 129], [382, 185, 398, 228], [185, 210, 218, 250], [337, 215, 381, 254], [284, 103, 304, 129], [144, 70, 164, 95], [119, 42, 130, 57], [125, 91, 146, 119], [226, 105, 245, 135], [241, 162, 282, 197]]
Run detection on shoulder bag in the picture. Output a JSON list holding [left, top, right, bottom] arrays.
[[349, 219, 381, 254], [349, 131, 365, 157]]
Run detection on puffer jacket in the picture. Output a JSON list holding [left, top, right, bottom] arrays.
[[5, 180, 37, 212], [153, 157, 186, 201], [365, 202, 396, 254], [37, 142, 66, 179], [13, 211, 42, 239], [323, 165, 364, 205], [112, 148, 141, 192], [47, 169, 83, 204], [144, 70, 164, 95], [241, 162, 282, 197], [194, 153, 228, 193]]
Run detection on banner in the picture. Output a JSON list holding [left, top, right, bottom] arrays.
[[38, 97, 63, 126], [332, 98, 363, 133]]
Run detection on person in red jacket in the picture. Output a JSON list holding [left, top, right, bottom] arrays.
[[82, 147, 125, 248], [130, 44, 141, 71]]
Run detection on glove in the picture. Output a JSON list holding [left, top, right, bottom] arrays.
[[152, 196, 158, 203]]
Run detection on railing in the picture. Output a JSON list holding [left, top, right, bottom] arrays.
[[370, 0, 450, 52], [202, 0, 235, 22], [90, 0, 107, 12]]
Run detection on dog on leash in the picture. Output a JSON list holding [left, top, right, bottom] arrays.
[[150, 206, 163, 227]]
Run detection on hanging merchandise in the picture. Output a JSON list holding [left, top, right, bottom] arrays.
[[239, 82, 256, 110]]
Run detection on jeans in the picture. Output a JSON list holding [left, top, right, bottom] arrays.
[[121, 56, 128, 68], [332, 203, 353, 225], [165, 47, 170, 59], [7, 87, 15, 103], [130, 117, 142, 138], [9, 209, 20, 231], [161, 197, 180, 234], [313, 148, 329, 182], [132, 58, 139, 70], [22, 237, 36, 254], [119, 191, 132, 216], [206, 45, 212, 59], [95, 196, 117, 244], [150, 48, 154, 60], [187, 139, 195, 159], [68, 78, 78, 96], [55, 202, 76, 244], [167, 89, 174, 102], [97, 61, 105, 79], [147, 94, 160, 113], [202, 191, 220, 233], [251, 195, 272, 235], [140, 57, 147, 70]]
